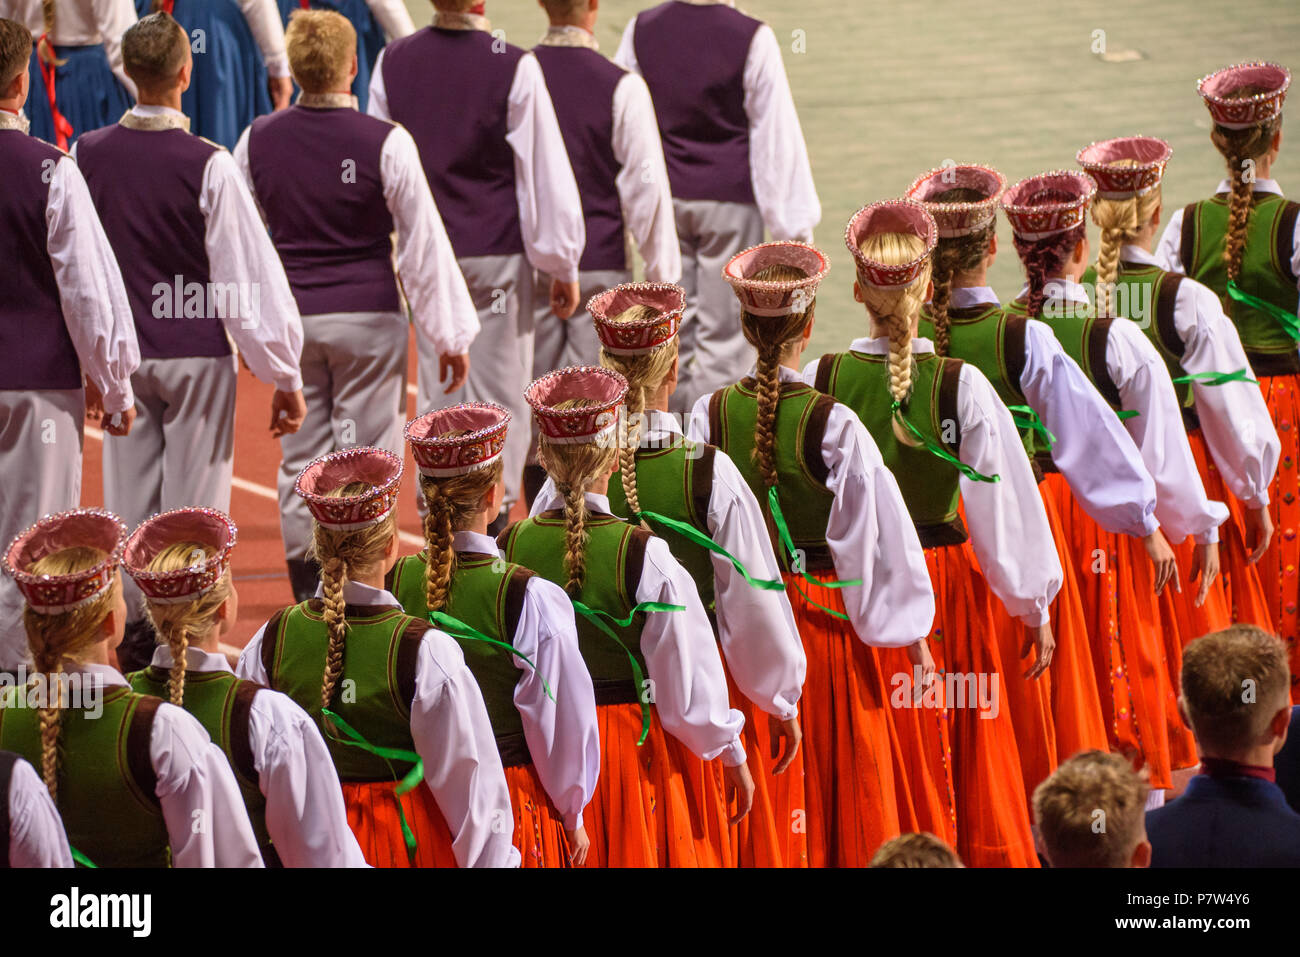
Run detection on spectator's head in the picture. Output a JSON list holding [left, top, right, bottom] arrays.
[[539, 0, 597, 30], [868, 832, 964, 868], [1032, 750, 1151, 868], [0, 18, 32, 107], [286, 9, 357, 95], [1181, 625, 1292, 764], [122, 12, 191, 100]]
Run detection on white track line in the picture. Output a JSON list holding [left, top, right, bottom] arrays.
[[84, 425, 424, 548]]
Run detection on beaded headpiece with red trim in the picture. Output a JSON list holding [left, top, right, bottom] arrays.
[[294, 447, 403, 530], [1000, 170, 1097, 241], [405, 402, 510, 478], [4, 509, 127, 615], [1076, 136, 1172, 200], [587, 282, 685, 355], [123, 508, 236, 605], [845, 199, 938, 288], [1198, 62, 1290, 130], [722, 241, 830, 316], [905, 164, 1007, 238], [526, 366, 628, 447]]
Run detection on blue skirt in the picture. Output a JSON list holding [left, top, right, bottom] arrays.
[[170, 0, 272, 148], [277, 0, 388, 112], [26, 45, 131, 148]]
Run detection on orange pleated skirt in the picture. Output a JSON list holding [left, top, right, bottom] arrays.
[[505, 762, 572, 868], [1042, 472, 1196, 789], [341, 779, 459, 867], [1254, 375, 1300, 702], [579, 702, 726, 867]]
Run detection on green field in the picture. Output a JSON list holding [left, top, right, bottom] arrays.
[[404, 0, 1300, 353]]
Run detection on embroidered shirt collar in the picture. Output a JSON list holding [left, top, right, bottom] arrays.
[[434, 10, 490, 31], [297, 92, 356, 110], [148, 645, 234, 675], [0, 108, 30, 134], [948, 286, 1000, 309], [453, 530, 500, 555], [539, 25, 598, 49], [1215, 177, 1282, 196], [312, 578, 403, 609], [849, 336, 938, 355], [121, 103, 191, 132]]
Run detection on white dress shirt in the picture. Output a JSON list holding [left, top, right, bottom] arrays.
[[949, 285, 1160, 538], [6, 0, 138, 98], [614, 2, 821, 243], [146, 644, 368, 868], [74, 104, 305, 392], [364, 0, 415, 41], [38, 141, 139, 412], [367, 45, 586, 283], [233, 115, 479, 357], [75, 662, 264, 867], [1036, 279, 1229, 544], [793, 344, 1063, 627], [6, 752, 72, 867], [1121, 245, 1279, 508], [238, 580, 522, 868], [689, 366, 940, 639], [235, 0, 289, 77], [532, 410, 805, 720], [450, 530, 599, 830]]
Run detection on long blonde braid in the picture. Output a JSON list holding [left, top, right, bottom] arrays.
[[140, 542, 232, 707], [1090, 162, 1163, 319], [928, 188, 998, 357], [418, 458, 504, 613], [37, 0, 62, 67]]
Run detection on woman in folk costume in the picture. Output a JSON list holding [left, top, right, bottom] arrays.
[[148, 0, 289, 148], [1156, 63, 1300, 700], [1000, 170, 1227, 800], [122, 507, 368, 868], [907, 164, 1147, 791], [806, 205, 1062, 868], [387, 404, 600, 868], [557, 282, 806, 868], [275, 0, 413, 111], [687, 240, 945, 868], [500, 366, 754, 867], [1080, 136, 1279, 647], [0, 509, 262, 867], [237, 447, 520, 868], [19, 0, 136, 148]]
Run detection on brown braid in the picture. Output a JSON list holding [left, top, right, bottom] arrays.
[[1012, 222, 1087, 319], [559, 482, 588, 595], [1210, 106, 1282, 287], [928, 187, 997, 357], [416, 458, 504, 614]]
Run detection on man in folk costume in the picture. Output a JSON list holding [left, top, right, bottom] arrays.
[[0, 17, 139, 675], [522, 0, 679, 505], [368, 0, 585, 526], [614, 0, 820, 414], [234, 9, 477, 602], [73, 12, 305, 670]]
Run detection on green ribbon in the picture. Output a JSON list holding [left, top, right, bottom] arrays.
[[322, 706, 423, 862], [1116, 409, 1140, 421], [765, 487, 858, 621], [428, 609, 555, 702], [1226, 280, 1300, 342], [1007, 404, 1057, 447], [570, 599, 683, 745], [70, 846, 97, 868], [1171, 368, 1259, 386], [635, 508, 785, 592], [890, 401, 1000, 483]]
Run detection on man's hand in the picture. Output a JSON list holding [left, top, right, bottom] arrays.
[[550, 278, 581, 320], [1142, 528, 1179, 596], [723, 760, 754, 826], [102, 404, 137, 437], [269, 76, 293, 111], [1189, 541, 1220, 608], [84, 378, 104, 427], [769, 716, 802, 775], [270, 389, 307, 438], [1244, 505, 1273, 564], [439, 352, 470, 395], [1020, 622, 1054, 680]]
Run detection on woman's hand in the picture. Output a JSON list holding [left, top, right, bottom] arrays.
[[723, 760, 755, 826], [1020, 622, 1054, 680], [1189, 541, 1220, 608], [1142, 528, 1179, 595], [769, 716, 802, 775], [564, 825, 590, 868]]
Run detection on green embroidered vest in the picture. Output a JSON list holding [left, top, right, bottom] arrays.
[[814, 349, 967, 548], [706, 379, 835, 571], [1179, 192, 1300, 374], [0, 685, 169, 867], [387, 551, 534, 764], [259, 600, 426, 782]]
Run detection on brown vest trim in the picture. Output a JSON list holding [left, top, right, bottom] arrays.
[[1089, 319, 1124, 409], [814, 353, 836, 394], [707, 386, 726, 445], [304, 599, 399, 620], [394, 619, 426, 716], [1154, 272, 1187, 359], [503, 565, 534, 644], [260, 607, 287, 687], [1179, 201, 1198, 275], [688, 444, 717, 532], [1003, 315, 1029, 399], [1277, 200, 1300, 286], [937, 357, 965, 458], [1034, 450, 1059, 476], [803, 394, 836, 486], [495, 731, 532, 769], [228, 681, 262, 788], [126, 696, 163, 812], [1245, 349, 1300, 376], [915, 517, 969, 550], [496, 520, 519, 553], [0, 750, 16, 865], [591, 677, 639, 706], [798, 544, 836, 573], [622, 527, 652, 608], [382, 563, 397, 593]]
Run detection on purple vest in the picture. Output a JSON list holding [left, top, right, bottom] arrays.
[[247, 106, 400, 316], [533, 45, 626, 272], [0, 131, 82, 390], [382, 28, 525, 259], [75, 124, 230, 360], [633, 1, 758, 205]]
